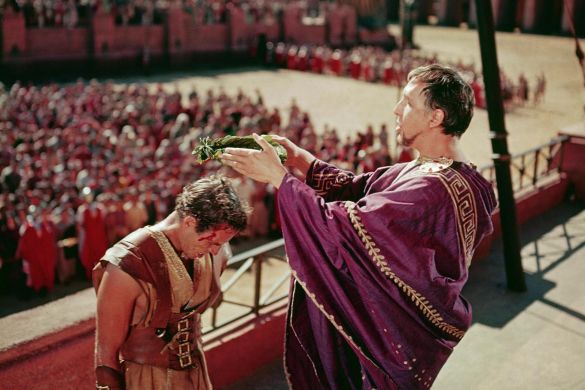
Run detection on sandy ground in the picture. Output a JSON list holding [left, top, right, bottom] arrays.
[[115, 25, 585, 167]]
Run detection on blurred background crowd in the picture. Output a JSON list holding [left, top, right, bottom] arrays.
[[0, 77, 398, 296], [266, 41, 547, 110]]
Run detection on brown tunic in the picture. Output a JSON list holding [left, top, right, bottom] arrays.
[[94, 227, 220, 390]]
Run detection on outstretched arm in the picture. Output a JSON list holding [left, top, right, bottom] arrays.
[[222, 133, 377, 202]]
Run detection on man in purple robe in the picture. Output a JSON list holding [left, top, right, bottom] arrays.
[[221, 64, 497, 389]]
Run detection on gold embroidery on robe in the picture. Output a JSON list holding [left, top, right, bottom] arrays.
[[343, 202, 466, 340]]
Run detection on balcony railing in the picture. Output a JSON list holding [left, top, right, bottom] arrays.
[[202, 238, 289, 335], [478, 135, 568, 197]]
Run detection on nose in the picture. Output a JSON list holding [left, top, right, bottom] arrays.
[[393, 101, 402, 117]]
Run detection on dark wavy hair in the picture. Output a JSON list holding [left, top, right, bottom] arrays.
[[407, 64, 475, 137], [175, 175, 248, 233]]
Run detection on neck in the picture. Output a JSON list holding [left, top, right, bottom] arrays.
[[155, 211, 182, 253], [416, 135, 467, 162]]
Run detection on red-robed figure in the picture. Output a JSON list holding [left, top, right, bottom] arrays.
[[18, 215, 56, 292], [329, 50, 343, 76], [222, 64, 497, 389], [78, 200, 109, 278]]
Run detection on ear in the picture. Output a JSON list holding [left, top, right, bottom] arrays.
[[183, 215, 198, 230], [429, 108, 445, 129]]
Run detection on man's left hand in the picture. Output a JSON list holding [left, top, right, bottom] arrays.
[[221, 133, 288, 188]]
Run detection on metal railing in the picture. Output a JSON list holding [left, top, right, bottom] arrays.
[[202, 238, 289, 335], [478, 135, 569, 196]]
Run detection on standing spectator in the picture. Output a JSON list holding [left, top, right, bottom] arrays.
[[55, 208, 77, 284], [17, 210, 54, 294], [517, 73, 529, 106], [0, 214, 22, 295], [123, 190, 148, 232], [141, 189, 159, 225], [534, 73, 546, 105], [39, 207, 59, 290], [1, 162, 21, 193], [104, 194, 129, 244], [77, 192, 109, 279]]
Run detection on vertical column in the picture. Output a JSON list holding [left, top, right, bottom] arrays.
[[561, 0, 575, 33], [437, 0, 463, 26], [228, 6, 247, 51], [471, 0, 519, 29], [576, 0, 585, 37], [491, 0, 503, 27], [521, 0, 538, 32], [282, 4, 301, 42], [416, 0, 434, 24], [92, 10, 115, 57], [167, 6, 187, 54], [563, 0, 585, 36], [435, 0, 449, 23], [468, 0, 477, 27], [387, 0, 400, 21], [343, 5, 357, 45], [2, 8, 26, 56], [539, 0, 563, 34], [327, 5, 344, 46], [495, 0, 520, 31]]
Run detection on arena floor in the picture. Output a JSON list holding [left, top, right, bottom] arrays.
[[110, 25, 585, 167]]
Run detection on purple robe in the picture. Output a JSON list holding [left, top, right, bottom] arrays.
[[278, 159, 497, 389]]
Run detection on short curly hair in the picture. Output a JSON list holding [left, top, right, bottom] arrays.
[[408, 64, 475, 137], [175, 175, 248, 233]]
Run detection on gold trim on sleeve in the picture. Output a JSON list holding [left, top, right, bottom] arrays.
[[431, 169, 478, 267], [311, 172, 352, 196]]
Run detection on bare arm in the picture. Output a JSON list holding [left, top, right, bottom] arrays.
[[95, 264, 142, 371]]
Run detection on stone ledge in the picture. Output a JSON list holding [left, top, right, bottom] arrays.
[[0, 288, 96, 354]]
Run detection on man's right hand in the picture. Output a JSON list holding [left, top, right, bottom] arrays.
[[270, 134, 316, 180], [95, 365, 124, 390]]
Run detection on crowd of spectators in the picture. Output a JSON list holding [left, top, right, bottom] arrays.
[[267, 42, 547, 110], [0, 78, 395, 297], [1, 0, 311, 28], [0, 0, 90, 28]]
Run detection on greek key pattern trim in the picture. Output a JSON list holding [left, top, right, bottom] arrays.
[[343, 201, 465, 340], [311, 171, 352, 197], [431, 169, 478, 267]]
